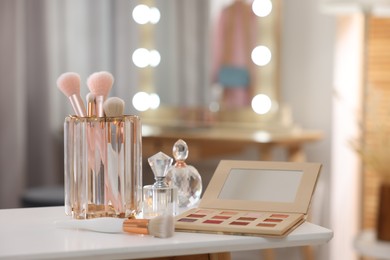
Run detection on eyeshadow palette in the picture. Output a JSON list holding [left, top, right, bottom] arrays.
[[176, 208, 304, 236], [175, 160, 322, 237]]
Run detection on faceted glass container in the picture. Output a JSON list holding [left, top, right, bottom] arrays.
[[142, 186, 177, 218], [143, 152, 177, 218], [166, 139, 202, 208], [64, 115, 142, 219]]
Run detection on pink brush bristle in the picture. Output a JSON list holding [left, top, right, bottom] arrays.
[[57, 72, 86, 117], [87, 71, 114, 97], [57, 72, 81, 97], [87, 71, 114, 117]]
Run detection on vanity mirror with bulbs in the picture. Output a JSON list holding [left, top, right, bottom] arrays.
[[131, 0, 284, 128], [132, 0, 322, 162]]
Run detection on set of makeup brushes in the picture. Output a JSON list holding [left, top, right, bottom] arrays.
[[58, 71, 126, 219], [57, 71, 125, 118], [56, 71, 175, 238]]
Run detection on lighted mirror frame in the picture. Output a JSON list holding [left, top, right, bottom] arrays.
[[137, 0, 281, 121]]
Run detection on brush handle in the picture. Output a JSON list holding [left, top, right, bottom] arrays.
[[55, 217, 124, 233], [68, 94, 87, 117], [95, 95, 105, 117], [87, 100, 95, 117], [123, 219, 150, 235]]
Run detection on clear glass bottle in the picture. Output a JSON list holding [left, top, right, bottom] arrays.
[[142, 152, 177, 218], [166, 139, 202, 208]]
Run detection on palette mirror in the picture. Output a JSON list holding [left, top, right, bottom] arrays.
[[219, 169, 303, 203], [200, 160, 322, 213]]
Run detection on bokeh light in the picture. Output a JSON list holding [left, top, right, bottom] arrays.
[[149, 93, 160, 109], [149, 50, 161, 67], [132, 5, 150, 24], [251, 94, 272, 115], [132, 48, 150, 68], [133, 5, 160, 24], [252, 0, 273, 17], [251, 45, 272, 66], [149, 7, 161, 24], [132, 92, 160, 111], [132, 92, 150, 111], [132, 49, 161, 68]]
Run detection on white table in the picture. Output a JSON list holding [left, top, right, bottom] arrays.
[[0, 207, 333, 260]]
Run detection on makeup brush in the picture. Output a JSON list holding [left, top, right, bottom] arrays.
[[85, 92, 96, 202], [103, 97, 125, 117], [57, 72, 87, 117], [87, 71, 114, 117], [55, 214, 175, 238], [86, 92, 96, 117], [103, 97, 125, 210], [86, 73, 114, 208]]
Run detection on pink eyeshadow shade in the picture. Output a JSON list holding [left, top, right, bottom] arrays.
[[237, 217, 256, 221], [264, 218, 283, 223], [229, 221, 249, 226], [203, 219, 223, 224], [212, 215, 231, 220], [257, 223, 276, 227]]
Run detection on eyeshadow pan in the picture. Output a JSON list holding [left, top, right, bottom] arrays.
[[203, 219, 223, 224], [220, 211, 237, 215], [229, 221, 249, 226], [270, 214, 289, 218], [178, 218, 197, 223], [264, 218, 283, 223], [212, 215, 231, 220], [237, 217, 256, 221], [257, 223, 276, 227], [187, 214, 206, 218]]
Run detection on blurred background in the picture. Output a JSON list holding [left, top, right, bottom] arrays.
[[2, 0, 390, 259]]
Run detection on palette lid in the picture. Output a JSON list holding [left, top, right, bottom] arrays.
[[200, 160, 322, 214]]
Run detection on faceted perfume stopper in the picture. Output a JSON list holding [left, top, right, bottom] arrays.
[[173, 139, 188, 162], [148, 152, 173, 188], [148, 152, 173, 178]]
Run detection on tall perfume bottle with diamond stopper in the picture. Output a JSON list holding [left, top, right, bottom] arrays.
[[142, 152, 177, 218], [166, 139, 202, 208]]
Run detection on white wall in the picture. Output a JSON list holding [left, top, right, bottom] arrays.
[[330, 15, 363, 260], [281, 1, 367, 260], [281, 0, 336, 259]]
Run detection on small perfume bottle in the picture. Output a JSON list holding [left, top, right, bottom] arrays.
[[166, 139, 202, 208], [142, 152, 177, 218]]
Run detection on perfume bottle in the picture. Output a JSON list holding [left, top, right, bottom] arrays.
[[166, 139, 202, 208], [142, 152, 177, 218]]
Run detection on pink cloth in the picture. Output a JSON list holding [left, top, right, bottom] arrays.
[[211, 1, 258, 109]]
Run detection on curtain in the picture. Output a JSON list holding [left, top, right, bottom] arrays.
[[0, 0, 27, 209], [0, 0, 209, 209], [154, 0, 210, 107]]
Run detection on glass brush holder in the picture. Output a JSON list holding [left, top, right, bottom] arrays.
[[64, 115, 142, 219]]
